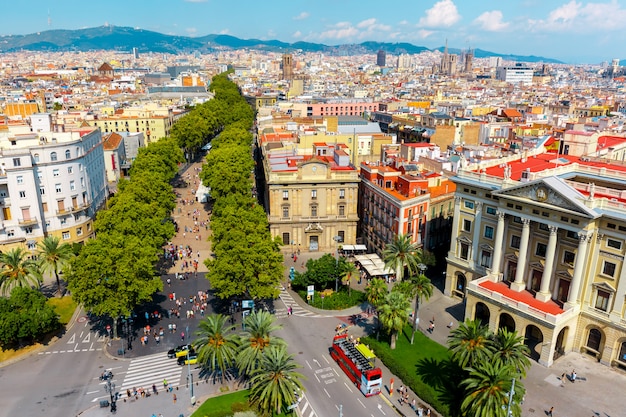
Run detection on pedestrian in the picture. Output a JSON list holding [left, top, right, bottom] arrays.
[[181, 331, 185, 341], [173, 393, 177, 403], [548, 406, 554, 416], [412, 398, 416, 409], [571, 370, 577, 382], [163, 378, 168, 389]]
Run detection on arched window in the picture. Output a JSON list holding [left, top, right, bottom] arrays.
[[33, 153, 40, 163], [587, 328, 602, 351], [50, 152, 57, 161], [65, 149, 71, 159]]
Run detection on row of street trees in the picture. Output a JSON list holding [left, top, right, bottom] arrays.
[[65, 137, 183, 336], [197, 73, 283, 301]]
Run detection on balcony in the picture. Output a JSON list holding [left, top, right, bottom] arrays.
[[56, 202, 90, 215], [18, 217, 38, 226]]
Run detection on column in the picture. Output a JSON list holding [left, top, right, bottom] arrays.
[[470, 202, 483, 270], [536, 225, 558, 302], [448, 197, 462, 257], [490, 211, 506, 279], [565, 231, 592, 308], [511, 218, 531, 292]]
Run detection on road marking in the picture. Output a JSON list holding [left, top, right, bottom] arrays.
[[86, 390, 99, 395], [333, 368, 340, 377], [344, 381, 353, 392], [314, 367, 332, 374], [313, 358, 321, 367], [323, 388, 331, 398], [319, 373, 334, 379], [67, 334, 75, 344], [378, 403, 386, 415], [324, 378, 336, 384], [74, 343, 78, 351], [82, 333, 90, 343], [358, 398, 366, 408], [314, 374, 320, 383], [305, 360, 312, 370], [322, 355, 330, 364]]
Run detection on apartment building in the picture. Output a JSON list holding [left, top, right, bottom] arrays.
[[445, 146, 626, 369], [0, 113, 107, 250], [359, 155, 455, 256], [261, 141, 359, 253]]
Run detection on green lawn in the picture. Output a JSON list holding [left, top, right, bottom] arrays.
[[191, 389, 295, 417], [363, 325, 451, 416], [48, 296, 78, 325]]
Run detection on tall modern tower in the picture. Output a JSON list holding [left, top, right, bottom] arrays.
[[282, 54, 294, 80], [376, 50, 386, 67]]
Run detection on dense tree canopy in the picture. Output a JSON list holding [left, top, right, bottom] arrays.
[[0, 286, 60, 348]]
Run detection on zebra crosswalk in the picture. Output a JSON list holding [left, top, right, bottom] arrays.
[[120, 352, 184, 392], [277, 287, 326, 319]]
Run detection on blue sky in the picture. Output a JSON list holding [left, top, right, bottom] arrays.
[[4, 0, 626, 63]]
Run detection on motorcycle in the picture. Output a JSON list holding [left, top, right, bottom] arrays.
[[99, 370, 114, 381]]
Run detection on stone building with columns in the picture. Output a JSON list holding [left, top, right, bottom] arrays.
[[445, 151, 626, 369]]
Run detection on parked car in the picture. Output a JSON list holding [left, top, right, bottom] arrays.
[[177, 353, 198, 366], [167, 344, 193, 359]]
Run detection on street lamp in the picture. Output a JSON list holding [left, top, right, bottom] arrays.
[[187, 350, 195, 405], [410, 263, 428, 345], [333, 235, 342, 292]]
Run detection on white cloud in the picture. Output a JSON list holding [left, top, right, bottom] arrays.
[[418, 0, 461, 28], [473, 10, 510, 31], [418, 29, 434, 39], [218, 29, 230, 35], [292, 30, 302, 38], [185, 27, 198, 35], [314, 18, 390, 41], [293, 12, 309, 21], [530, 0, 626, 32]]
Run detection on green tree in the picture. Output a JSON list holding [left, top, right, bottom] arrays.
[[0, 286, 60, 348], [378, 291, 411, 349], [364, 278, 388, 308], [193, 314, 240, 383], [0, 247, 41, 296], [248, 345, 305, 416], [382, 234, 421, 283], [237, 310, 286, 378], [461, 362, 522, 417], [65, 233, 162, 337], [341, 262, 359, 297], [291, 254, 347, 291], [407, 272, 434, 345], [37, 235, 74, 297], [448, 319, 494, 369], [491, 328, 531, 378]]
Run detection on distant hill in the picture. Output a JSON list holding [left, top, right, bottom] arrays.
[[0, 26, 562, 63]]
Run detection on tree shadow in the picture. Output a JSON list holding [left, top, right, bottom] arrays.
[[415, 357, 465, 417], [445, 302, 466, 323]]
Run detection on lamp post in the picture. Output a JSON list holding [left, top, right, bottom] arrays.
[[333, 235, 342, 292], [187, 350, 195, 405], [410, 263, 428, 345]]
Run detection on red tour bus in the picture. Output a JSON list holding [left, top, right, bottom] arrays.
[[330, 334, 382, 396]]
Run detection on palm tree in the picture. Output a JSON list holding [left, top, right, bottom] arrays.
[[37, 235, 74, 297], [378, 291, 411, 349], [238, 310, 286, 378], [193, 314, 240, 383], [447, 319, 494, 369], [341, 262, 359, 297], [365, 278, 388, 308], [382, 234, 421, 283], [408, 272, 434, 345], [491, 328, 531, 378], [461, 362, 521, 417], [0, 247, 41, 296], [249, 345, 305, 416]]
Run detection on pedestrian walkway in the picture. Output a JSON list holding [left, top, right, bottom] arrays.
[[277, 287, 327, 319], [119, 352, 183, 393], [297, 394, 318, 417]]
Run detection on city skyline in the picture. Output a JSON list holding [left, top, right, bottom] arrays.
[[3, 0, 626, 64]]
